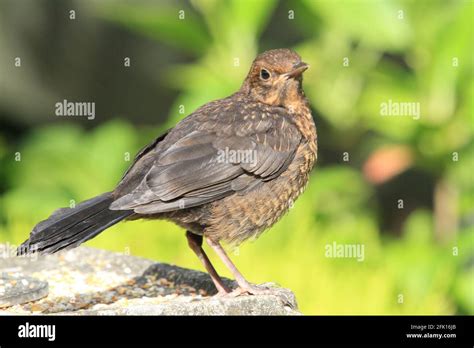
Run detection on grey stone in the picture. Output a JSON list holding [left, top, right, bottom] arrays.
[[0, 245, 299, 315], [78, 292, 298, 315], [0, 273, 49, 308]]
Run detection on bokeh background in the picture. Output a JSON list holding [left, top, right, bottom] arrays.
[[0, 0, 472, 314]]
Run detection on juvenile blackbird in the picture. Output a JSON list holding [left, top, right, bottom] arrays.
[[18, 48, 317, 295]]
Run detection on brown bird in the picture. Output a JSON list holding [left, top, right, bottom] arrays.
[[18, 48, 317, 295]]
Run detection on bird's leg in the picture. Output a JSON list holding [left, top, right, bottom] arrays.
[[185, 231, 231, 295], [205, 237, 269, 296]]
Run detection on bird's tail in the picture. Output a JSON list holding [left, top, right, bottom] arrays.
[[17, 192, 133, 255]]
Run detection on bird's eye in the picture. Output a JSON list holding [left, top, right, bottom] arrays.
[[260, 69, 271, 80]]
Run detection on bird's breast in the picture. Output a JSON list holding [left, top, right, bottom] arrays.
[[203, 139, 316, 245]]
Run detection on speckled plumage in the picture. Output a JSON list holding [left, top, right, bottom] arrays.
[[19, 49, 317, 295], [112, 49, 317, 245]]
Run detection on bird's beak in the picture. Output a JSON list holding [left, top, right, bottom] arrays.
[[285, 62, 309, 79]]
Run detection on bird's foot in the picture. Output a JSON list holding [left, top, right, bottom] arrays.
[[228, 282, 275, 297], [212, 288, 232, 298], [226, 283, 297, 309]]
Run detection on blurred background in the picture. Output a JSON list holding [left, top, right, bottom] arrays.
[[0, 0, 472, 314]]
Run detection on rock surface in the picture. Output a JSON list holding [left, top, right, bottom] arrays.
[[0, 273, 48, 308], [0, 245, 299, 315]]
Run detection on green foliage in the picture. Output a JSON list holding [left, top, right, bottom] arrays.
[[1, 122, 471, 314]]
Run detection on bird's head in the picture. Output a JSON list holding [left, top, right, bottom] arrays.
[[241, 48, 309, 111]]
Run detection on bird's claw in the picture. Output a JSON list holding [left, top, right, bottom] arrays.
[[228, 283, 275, 297], [213, 288, 232, 297]]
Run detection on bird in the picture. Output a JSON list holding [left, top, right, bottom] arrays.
[[17, 48, 317, 296]]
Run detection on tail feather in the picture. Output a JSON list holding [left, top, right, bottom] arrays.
[[17, 192, 133, 255]]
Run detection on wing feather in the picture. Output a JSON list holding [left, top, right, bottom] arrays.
[[110, 104, 302, 213]]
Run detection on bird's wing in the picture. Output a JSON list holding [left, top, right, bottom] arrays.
[[110, 105, 301, 213], [119, 129, 170, 182]]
